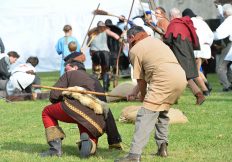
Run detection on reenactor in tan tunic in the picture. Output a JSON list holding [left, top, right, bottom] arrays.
[[115, 26, 187, 162]]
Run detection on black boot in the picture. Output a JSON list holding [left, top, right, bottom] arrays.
[[205, 82, 212, 92], [114, 153, 141, 162], [40, 126, 65, 157], [103, 73, 110, 92], [203, 90, 210, 96], [77, 133, 96, 158], [40, 139, 62, 157], [105, 110, 123, 150], [155, 143, 168, 157]]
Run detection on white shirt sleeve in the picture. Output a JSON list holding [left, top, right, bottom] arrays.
[[214, 16, 232, 41]]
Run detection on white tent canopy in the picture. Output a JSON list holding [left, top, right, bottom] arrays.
[[0, 0, 148, 71]]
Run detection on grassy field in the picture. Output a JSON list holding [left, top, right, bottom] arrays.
[[0, 72, 232, 162]]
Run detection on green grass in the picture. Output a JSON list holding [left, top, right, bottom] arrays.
[[0, 72, 232, 162]]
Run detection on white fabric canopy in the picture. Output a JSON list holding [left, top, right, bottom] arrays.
[[0, 0, 146, 71]]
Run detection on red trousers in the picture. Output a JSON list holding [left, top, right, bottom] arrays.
[[42, 102, 98, 143]]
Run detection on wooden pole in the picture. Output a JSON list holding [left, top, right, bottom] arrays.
[[148, 0, 157, 10], [114, 0, 135, 87], [32, 84, 127, 99], [81, 34, 97, 52], [32, 85, 163, 105], [139, 0, 147, 17], [81, 3, 100, 48]]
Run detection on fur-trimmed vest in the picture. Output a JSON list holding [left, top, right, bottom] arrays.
[[50, 70, 106, 138]]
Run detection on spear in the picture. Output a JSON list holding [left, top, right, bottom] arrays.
[[32, 84, 127, 99], [114, 0, 135, 87], [81, 3, 100, 48], [148, 0, 157, 10], [139, 0, 147, 17], [33, 84, 163, 105]]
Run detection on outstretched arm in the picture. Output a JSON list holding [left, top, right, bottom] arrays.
[[105, 29, 120, 40]]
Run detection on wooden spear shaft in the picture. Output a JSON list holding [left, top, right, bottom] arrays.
[[148, 0, 157, 11], [32, 84, 127, 99], [82, 34, 97, 52], [32, 85, 162, 105], [139, 0, 147, 18], [81, 3, 100, 48], [114, 0, 135, 87]]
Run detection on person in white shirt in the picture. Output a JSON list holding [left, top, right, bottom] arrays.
[[214, 4, 232, 91], [6, 56, 41, 95]]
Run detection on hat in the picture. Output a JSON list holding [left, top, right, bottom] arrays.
[[182, 8, 197, 18], [145, 10, 152, 15], [65, 60, 86, 71], [97, 21, 105, 27], [64, 52, 82, 62]]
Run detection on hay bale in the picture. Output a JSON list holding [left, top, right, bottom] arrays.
[[167, 108, 188, 124], [119, 106, 141, 123], [107, 82, 136, 102], [119, 106, 188, 124]]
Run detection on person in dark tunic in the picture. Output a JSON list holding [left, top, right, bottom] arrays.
[[105, 19, 130, 85], [163, 8, 206, 105], [41, 60, 122, 158]]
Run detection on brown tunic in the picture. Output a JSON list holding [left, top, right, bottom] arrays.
[[129, 37, 187, 111], [49, 70, 106, 138]]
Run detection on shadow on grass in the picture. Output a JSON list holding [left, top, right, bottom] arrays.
[[1, 141, 125, 159]]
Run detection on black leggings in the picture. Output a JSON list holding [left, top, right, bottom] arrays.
[[91, 51, 110, 74], [105, 109, 122, 145]]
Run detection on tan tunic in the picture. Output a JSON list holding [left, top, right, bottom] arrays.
[[129, 37, 187, 111]]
